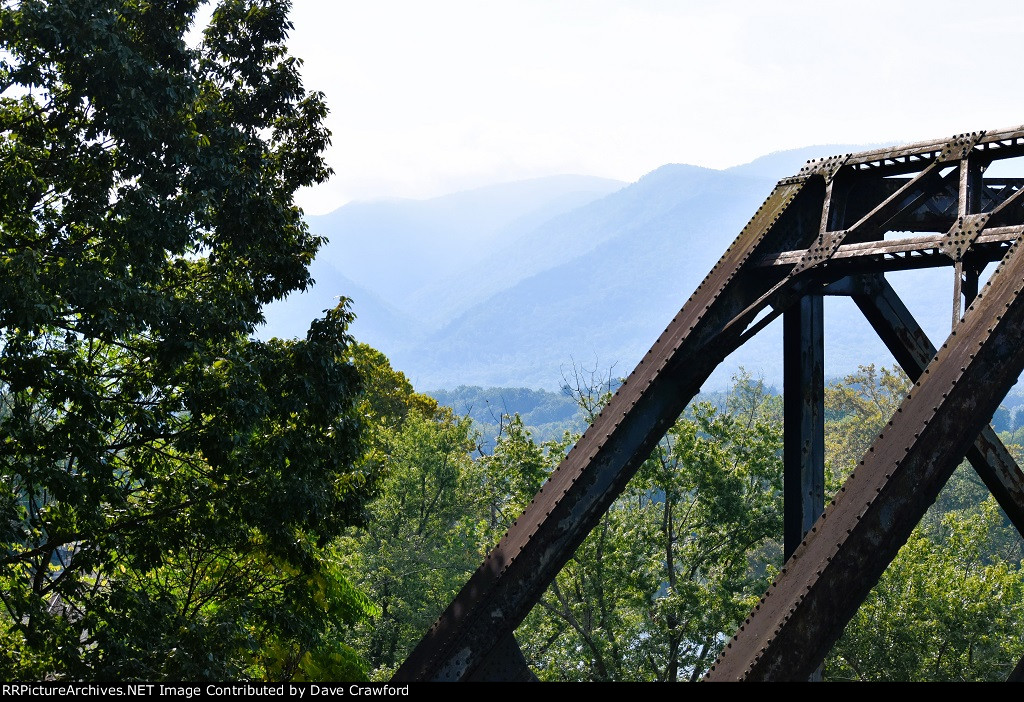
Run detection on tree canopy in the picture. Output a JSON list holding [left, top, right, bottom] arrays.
[[0, 0, 372, 680], [338, 364, 1023, 682]]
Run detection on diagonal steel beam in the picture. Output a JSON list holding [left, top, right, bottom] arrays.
[[1010, 654, 1024, 682], [849, 275, 1024, 536], [705, 236, 1024, 681], [843, 161, 948, 240], [394, 176, 826, 682]]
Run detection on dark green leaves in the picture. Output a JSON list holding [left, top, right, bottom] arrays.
[[1, 1, 368, 680]]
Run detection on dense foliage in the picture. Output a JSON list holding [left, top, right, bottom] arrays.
[[340, 361, 1024, 682], [0, 0, 373, 680], [339, 365, 786, 681]]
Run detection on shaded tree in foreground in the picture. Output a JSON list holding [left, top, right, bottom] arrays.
[[0, 0, 372, 679]]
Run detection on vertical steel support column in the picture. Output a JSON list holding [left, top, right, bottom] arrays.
[[783, 294, 825, 560], [953, 157, 984, 326], [962, 264, 980, 308]]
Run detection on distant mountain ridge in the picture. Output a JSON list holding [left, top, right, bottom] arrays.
[[262, 174, 624, 340], [262, 143, 965, 391]]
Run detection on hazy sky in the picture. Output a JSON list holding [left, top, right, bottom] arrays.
[[285, 0, 1024, 214]]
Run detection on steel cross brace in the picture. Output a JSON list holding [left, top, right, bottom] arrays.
[[841, 274, 1024, 537]]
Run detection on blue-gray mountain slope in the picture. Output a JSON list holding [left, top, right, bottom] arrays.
[[263, 144, 961, 390]]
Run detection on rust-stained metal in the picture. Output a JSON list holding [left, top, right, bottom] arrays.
[[760, 226, 1022, 269], [704, 235, 1024, 681], [395, 126, 1024, 682], [781, 293, 826, 684]]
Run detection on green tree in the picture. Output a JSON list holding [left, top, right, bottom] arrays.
[[822, 365, 1024, 680], [340, 368, 785, 682], [337, 370, 482, 678], [513, 373, 784, 681], [823, 364, 910, 493], [0, 0, 372, 680], [337, 349, 572, 680], [827, 499, 1024, 681]]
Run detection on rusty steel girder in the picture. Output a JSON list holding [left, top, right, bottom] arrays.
[[394, 126, 1024, 682]]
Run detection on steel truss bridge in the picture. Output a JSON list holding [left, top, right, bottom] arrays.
[[395, 126, 1024, 682]]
